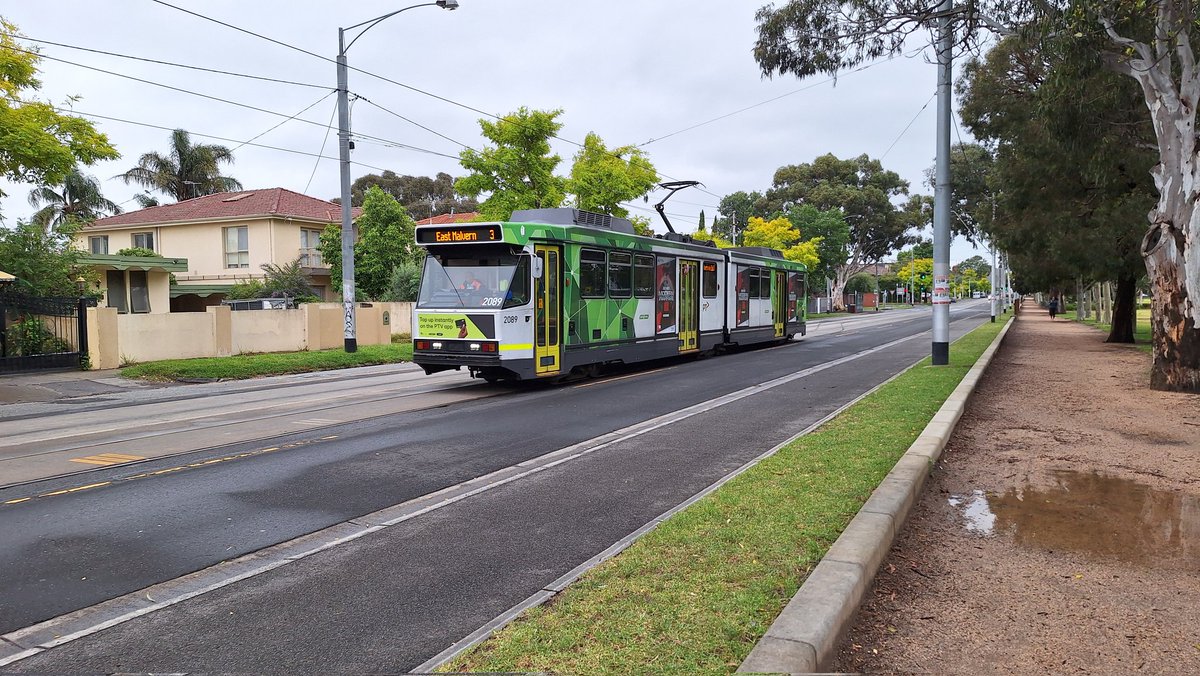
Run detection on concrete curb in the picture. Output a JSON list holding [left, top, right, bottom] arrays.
[[739, 314, 1016, 674]]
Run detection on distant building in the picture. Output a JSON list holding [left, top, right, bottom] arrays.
[[81, 189, 361, 311], [414, 212, 480, 226]]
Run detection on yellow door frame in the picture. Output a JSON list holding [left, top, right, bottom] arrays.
[[773, 270, 786, 337], [534, 244, 561, 375], [679, 259, 699, 352]]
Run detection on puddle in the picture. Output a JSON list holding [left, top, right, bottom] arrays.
[[948, 470, 1200, 569]]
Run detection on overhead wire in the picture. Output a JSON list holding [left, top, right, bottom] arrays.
[[879, 90, 936, 160], [232, 90, 335, 152], [304, 98, 340, 194], [2, 31, 329, 89], [46, 104, 391, 174]]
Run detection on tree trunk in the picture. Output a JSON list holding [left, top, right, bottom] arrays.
[[1106, 275, 1138, 343], [1143, 222, 1200, 391], [1076, 278, 1086, 320]]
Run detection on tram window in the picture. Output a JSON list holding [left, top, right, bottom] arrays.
[[634, 255, 655, 298], [503, 256, 532, 308], [748, 268, 760, 299], [580, 248, 607, 298], [702, 262, 718, 298], [760, 268, 771, 298], [608, 251, 632, 298]]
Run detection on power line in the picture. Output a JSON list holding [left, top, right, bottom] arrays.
[[880, 91, 936, 160], [638, 55, 899, 148], [355, 96, 475, 151], [2, 42, 458, 166], [304, 98, 340, 194], [48, 104, 391, 174], [3, 31, 329, 89], [233, 91, 335, 152]]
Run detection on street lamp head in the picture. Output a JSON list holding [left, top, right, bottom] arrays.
[[437, 0, 459, 9]]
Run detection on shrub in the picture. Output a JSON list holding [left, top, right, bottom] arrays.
[[115, 247, 160, 257], [386, 261, 423, 302], [6, 316, 70, 356]]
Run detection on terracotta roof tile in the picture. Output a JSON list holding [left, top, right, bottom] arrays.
[[87, 188, 362, 228], [414, 212, 481, 225]]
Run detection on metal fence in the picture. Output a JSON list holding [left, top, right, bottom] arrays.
[[0, 289, 92, 373]]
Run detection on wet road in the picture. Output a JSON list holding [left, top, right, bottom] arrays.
[[2, 303, 992, 672]]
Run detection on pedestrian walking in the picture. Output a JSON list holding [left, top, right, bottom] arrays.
[[1048, 296, 1059, 320]]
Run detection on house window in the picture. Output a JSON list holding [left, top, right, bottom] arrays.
[[106, 270, 127, 313], [132, 232, 155, 251], [89, 236, 108, 254], [300, 228, 323, 266], [129, 271, 150, 313], [224, 226, 249, 268]]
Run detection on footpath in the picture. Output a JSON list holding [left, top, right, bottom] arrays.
[[833, 306, 1200, 673]]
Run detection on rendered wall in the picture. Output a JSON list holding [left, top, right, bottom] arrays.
[[231, 308, 308, 354], [87, 303, 390, 368]]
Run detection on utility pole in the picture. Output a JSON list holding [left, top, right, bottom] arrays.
[[930, 0, 953, 365], [990, 243, 998, 322]]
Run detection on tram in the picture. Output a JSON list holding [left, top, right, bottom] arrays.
[[412, 207, 807, 382]]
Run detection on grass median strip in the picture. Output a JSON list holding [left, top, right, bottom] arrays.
[[443, 319, 1006, 675], [1070, 307, 1151, 353], [120, 343, 413, 381]]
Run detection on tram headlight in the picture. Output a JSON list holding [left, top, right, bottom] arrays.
[[431, 341, 443, 350], [469, 343, 481, 351]]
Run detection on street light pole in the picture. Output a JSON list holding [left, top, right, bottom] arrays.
[[336, 0, 459, 353], [930, 0, 953, 365]]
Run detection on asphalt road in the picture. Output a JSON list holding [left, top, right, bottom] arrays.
[[2, 303, 992, 673]]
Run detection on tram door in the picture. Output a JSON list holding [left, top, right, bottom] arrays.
[[534, 245, 561, 375], [679, 259, 699, 352], [773, 270, 787, 337]]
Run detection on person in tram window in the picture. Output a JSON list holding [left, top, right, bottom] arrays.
[[459, 272, 483, 292]]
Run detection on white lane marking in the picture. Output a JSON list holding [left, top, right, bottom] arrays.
[[0, 329, 931, 668]]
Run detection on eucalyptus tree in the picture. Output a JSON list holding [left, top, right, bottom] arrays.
[[119, 129, 242, 202], [753, 0, 1200, 389], [959, 32, 1155, 343], [760, 153, 916, 302], [28, 167, 121, 228]]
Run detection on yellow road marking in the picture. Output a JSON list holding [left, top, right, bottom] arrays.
[[70, 453, 145, 466], [4, 497, 31, 505]]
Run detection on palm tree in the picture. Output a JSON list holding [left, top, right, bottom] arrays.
[[27, 167, 122, 227], [119, 129, 243, 202]]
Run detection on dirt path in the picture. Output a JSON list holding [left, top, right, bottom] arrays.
[[835, 306, 1200, 674]]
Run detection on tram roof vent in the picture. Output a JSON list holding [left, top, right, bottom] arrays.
[[510, 208, 636, 235], [730, 246, 784, 259]]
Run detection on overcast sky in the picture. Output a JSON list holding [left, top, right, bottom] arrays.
[[1, 0, 987, 263]]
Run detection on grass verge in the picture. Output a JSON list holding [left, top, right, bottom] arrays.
[[1071, 308, 1152, 353], [442, 319, 1007, 674], [120, 343, 414, 381]]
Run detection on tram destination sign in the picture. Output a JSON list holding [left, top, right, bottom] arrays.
[[416, 224, 503, 244]]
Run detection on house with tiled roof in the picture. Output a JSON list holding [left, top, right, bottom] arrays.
[[414, 212, 480, 225], [80, 189, 361, 311]]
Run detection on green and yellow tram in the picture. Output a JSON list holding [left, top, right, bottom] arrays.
[[412, 208, 806, 382]]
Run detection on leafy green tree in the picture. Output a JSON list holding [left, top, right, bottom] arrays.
[[752, 0, 1200, 389], [743, 216, 821, 269], [784, 204, 851, 288], [0, 219, 96, 296], [120, 129, 242, 201], [844, 272, 876, 294], [260, 259, 318, 302], [319, 186, 417, 301], [0, 22, 119, 216], [27, 166, 121, 228], [960, 32, 1153, 345], [565, 132, 658, 218], [628, 215, 655, 237], [760, 153, 914, 302], [344, 170, 477, 217], [715, 190, 764, 243], [957, 255, 991, 280], [456, 107, 566, 220], [387, 261, 423, 302], [895, 257, 934, 302], [115, 247, 160, 258], [697, 210, 706, 232]]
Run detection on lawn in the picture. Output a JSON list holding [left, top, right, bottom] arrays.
[[442, 319, 1007, 675], [1073, 307, 1152, 353], [120, 342, 414, 381]]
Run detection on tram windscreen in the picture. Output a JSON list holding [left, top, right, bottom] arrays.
[[417, 253, 531, 309]]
